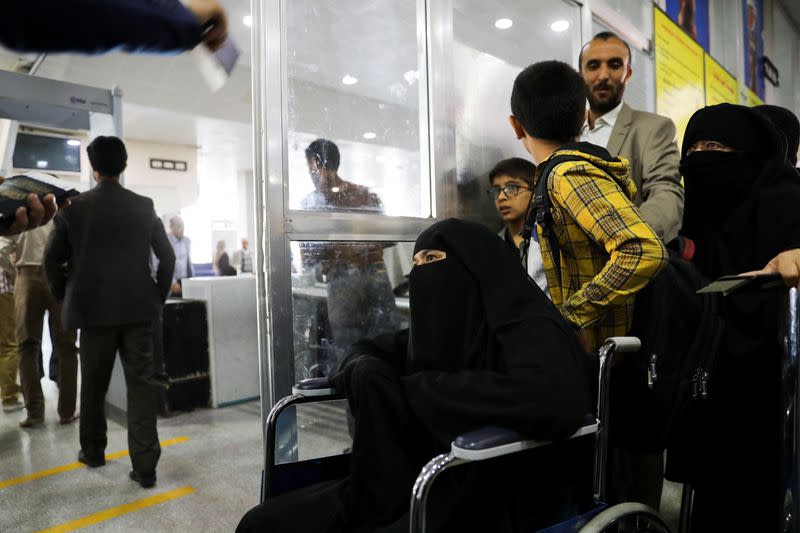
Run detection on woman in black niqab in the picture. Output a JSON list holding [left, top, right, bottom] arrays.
[[678, 104, 800, 531], [237, 218, 590, 533]]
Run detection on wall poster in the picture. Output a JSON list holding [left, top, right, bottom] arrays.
[[666, 0, 710, 52], [654, 7, 705, 144], [704, 54, 737, 106], [743, 0, 765, 99]]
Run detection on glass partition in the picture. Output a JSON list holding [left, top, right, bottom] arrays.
[[291, 241, 413, 380], [449, 0, 584, 227], [285, 0, 429, 217]]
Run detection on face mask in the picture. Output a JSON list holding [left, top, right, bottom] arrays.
[[680, 150, 760, 237]]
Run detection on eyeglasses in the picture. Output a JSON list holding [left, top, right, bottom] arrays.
[[486, 183, 532, 199]]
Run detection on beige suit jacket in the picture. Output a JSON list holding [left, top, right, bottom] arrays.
[[606, 103, 684, 243]]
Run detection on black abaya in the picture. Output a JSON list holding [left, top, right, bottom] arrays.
[[238, 219, 590, 532], [678, 104, 800, 531]]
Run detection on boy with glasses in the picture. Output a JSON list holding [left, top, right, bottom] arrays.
[[487, 158, 536, 253]]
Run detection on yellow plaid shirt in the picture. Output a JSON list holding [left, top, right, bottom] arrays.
[[535, 149, 668, 350]]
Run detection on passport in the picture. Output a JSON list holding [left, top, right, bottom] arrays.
[[0, 172, 79, 228]]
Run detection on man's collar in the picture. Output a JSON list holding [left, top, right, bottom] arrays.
[[585, 100, 625, 130]]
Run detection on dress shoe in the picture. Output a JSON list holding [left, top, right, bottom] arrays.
[[19, 416, 44, 428], [129, 469, 157, 489], [2, 399, 23, 413], [59, 413, 79, 425], [78, 450, 106, 468]]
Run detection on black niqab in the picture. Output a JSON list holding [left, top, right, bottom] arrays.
[[679, 103, 796, 278], [402, 219, 589, 446], [756, 104, 800, 167]]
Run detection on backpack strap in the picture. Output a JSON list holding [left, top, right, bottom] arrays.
[[522, 154, 586, 283]]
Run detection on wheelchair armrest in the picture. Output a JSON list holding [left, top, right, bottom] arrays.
[[451, 415, 598, 461], [291, 377, 339, 397]]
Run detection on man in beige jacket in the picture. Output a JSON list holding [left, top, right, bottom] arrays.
[[579, 31, 684, 244]]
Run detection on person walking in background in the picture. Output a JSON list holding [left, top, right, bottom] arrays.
[[213, 240, 236, 276], [0, 237, 22, 413], [11, 224, 78, 428], [167, 216, 192, 297], [232, 238, 253, 274], [44, 136, 175, 488]]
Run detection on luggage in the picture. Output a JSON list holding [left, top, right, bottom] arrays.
[[160, 299, 211, 411]]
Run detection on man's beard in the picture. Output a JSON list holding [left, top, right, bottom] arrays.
[[586, 82, 623, 114]]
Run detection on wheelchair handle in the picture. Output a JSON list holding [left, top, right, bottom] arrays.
[[605, 336, 641, 353]]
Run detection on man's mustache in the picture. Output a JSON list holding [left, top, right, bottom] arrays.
[[593, 82, 613, 92]]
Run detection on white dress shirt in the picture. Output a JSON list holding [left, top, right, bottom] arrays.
[[579, 101, 624, 148], [525, 230, 550, 299]]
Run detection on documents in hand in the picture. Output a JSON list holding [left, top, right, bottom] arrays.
[[193, 37, 240, 92], [698, 273, 783, 296], [0, 172, 79, 228]]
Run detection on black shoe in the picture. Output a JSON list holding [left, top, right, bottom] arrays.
[[78, 450, 106, 468], [129, 469, 157, 489]]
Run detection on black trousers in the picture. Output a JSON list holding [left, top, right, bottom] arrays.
[[79, 322, 161, 474], [237, 356, 589, 532]]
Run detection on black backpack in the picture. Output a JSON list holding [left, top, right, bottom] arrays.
[[523, 148, 724, 459]]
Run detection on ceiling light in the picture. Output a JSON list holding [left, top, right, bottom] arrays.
[[36, 160, 48, 168], [342, 74, 358, 86], [67, 139, 80, 146], [363, 132, 377, 140], [243, 15, 252, 28], [495, 18, 513, 30], [551, 20, 570, 32], [403, 70, 419, 85]]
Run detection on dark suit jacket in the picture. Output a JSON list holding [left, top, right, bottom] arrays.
[[44, 180, 176, 330], [1, 0, 202, 54]]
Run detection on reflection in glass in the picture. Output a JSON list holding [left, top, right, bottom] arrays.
[[286, 0, 428, 217], [300, 139, 383, 213], [451, 0, 582, 226], [275, 401, 353, 464], [291, 241, 413, 381]]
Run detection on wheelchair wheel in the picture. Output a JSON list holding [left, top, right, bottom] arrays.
[[580, 502, 672, 533]]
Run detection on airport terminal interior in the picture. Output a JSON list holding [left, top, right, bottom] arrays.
[[1, 0, 799, 531]]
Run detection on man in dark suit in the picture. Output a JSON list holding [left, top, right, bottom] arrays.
[[44, 136, 175, 489]]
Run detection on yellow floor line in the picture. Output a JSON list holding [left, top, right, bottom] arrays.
[[0, 436, 189, 490], [36, 486, 195, 533]]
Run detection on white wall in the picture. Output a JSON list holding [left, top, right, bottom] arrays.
[[123, 138, 200, 216]]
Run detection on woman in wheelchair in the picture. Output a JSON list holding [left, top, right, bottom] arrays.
[[237, 218, 592, 532]]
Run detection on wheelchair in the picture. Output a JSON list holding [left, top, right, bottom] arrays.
[[260, 336, 673, 532]]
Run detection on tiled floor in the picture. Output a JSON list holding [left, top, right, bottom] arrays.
[[0, 375, 263, 532]]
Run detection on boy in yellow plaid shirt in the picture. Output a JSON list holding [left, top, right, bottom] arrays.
[[508, 60, 667, 353]]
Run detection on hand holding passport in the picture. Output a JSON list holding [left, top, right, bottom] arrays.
[[0, 172, 78, 235]]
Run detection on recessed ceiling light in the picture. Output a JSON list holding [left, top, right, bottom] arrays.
[[495, 18, 513, 30], [243, 15, 252, 28], [66, 139, 80, 146], [403, 70, 419, 85], [551, 19, 570, 32], [363, 132, 377, 140], [342, 74, 358, 86], [36, 160, 48, 168]]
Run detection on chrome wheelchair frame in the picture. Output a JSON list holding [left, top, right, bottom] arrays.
[[261, 337, 671, 532]]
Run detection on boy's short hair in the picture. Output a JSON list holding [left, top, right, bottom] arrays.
[[488, 157, 536, 186], [510, 60, 586, 144], [87, 136, 127, 177], [305, 138, 340, 171]]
